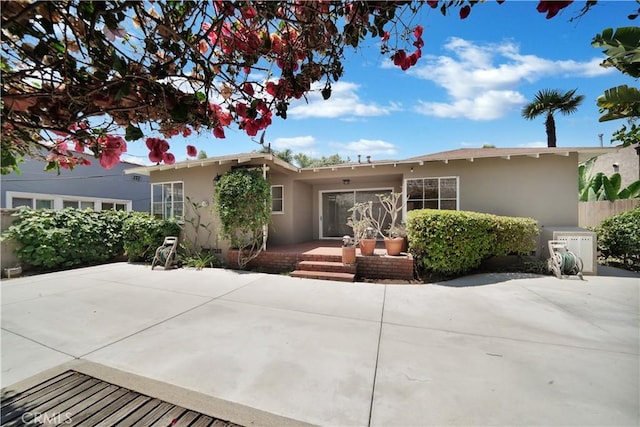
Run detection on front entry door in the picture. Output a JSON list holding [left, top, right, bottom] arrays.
[[320, 189, 392, 238]]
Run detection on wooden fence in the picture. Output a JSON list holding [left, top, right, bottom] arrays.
[[579, 200, 640, 228]]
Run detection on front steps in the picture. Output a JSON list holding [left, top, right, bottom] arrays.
[[290, 253, 356, 282]]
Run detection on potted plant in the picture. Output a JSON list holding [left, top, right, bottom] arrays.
[[347, 202, 378, 256], [377, 192, 406, 256], [341, 235, 356, 265]]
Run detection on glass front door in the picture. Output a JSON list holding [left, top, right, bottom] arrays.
[[320, 189, 392, 238]]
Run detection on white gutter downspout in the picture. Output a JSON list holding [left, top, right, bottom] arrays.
[[263, 163, 268, 251]]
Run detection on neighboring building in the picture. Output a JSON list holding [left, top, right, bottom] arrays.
[[588, 143, 640, 189], [1, 149, 150, 212], [125, 147, 613, 257]]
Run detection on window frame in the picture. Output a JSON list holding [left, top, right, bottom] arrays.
[[271, 185, 284, 214], [403, 176, 459, 216], [6, 191, 132, 211], [151, 181, 184, 220]]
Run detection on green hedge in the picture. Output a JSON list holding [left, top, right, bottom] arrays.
[[3, 208, 130, 270], [407, 209, 538, 275], [3, 208, 181, 270], [596, 207, 640, 269], [122, 212, 182, 262]]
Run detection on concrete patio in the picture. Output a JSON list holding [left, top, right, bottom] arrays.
[[1, 263, 639, 426]]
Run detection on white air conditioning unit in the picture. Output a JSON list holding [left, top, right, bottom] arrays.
[[540, 227, 597, 275]]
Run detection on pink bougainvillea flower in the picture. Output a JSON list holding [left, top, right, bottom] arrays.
[[427, 0, 438, 8], [381, 31, 389, 42], [213, 126, 226, 139], [182, 127, 192, 137], [243, 82, 254, 96], [460, 5, 471, 19], [393, 50, 407, 67], [103, 25, 127, 42], [186, 145, 197, 157], [413, 25, 423, 39], [536, 0, 573, 19], [198, 39, 208, 54], [163, 152, 176, 165]]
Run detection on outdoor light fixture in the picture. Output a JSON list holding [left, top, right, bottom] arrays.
[[343, 179, 350, 185], [213, 173, 222, 183]]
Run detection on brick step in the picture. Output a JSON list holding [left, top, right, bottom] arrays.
[[300, 253, 343, 263], [297, 260, 357, 274], [290, 270, 356, 282]]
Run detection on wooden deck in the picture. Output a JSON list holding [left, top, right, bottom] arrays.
[[1, 371, 241, 427]]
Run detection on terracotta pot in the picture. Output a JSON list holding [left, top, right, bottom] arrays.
[[359, 238, 377, 256], [342, 246, 356, 265], [384, 237, 404, 256]]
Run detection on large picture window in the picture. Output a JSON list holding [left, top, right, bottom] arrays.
[[405, 177, 459, 211], [151, 182, 184, 219]]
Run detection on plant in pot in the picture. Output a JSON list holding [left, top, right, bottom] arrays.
[[377, 192, 406, 256], [347, 202, 378, 256]]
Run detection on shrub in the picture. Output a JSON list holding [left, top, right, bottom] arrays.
[[407, 209, 538, 276], [2, 208, 132, 270], [596, 207, 640, 269], [122, 212, 182, 262]]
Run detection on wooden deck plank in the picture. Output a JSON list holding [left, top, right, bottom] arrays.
[[2, 372, 86, 410], [124, 401, 173, 427], [172, 410, 200, 426], [148, 405, 187, 427], [2, 371, 242, 427], [25, 377, 101, 417], [93, 394, 150, 426], [1, 375, 88, 424], [0, 371, 76, 409], [190, 415, 214, 427], [114, 398, 165, 427], [63, 386, 127, 425], [74, 391, 139, 426]]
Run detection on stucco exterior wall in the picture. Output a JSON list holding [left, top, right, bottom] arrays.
[[150, 164, 227, 252], [589, 144, 639, 189], [405, 153, 579, 227]]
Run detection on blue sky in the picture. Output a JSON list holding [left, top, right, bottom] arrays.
[[123, 1, 637, 165]]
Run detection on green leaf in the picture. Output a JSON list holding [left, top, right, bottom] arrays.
[[112, 54, 127, 76], [125, 125, 144, 141], [196, 91, 206, 101], [602, 175, 618, 201]]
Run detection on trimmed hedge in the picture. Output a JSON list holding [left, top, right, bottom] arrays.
[[596, 207, 640, 269], [2, 208, 181, 270], [407, 209, 538, 275], [3, 208, 130, 270], [122, 212, 182, 262]]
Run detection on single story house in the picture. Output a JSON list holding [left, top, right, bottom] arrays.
[[125, 146, 613, 259]]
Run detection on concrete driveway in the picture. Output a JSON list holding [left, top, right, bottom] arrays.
[[1, 263, 638, 426]]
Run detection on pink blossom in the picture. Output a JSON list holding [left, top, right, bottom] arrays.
[[163, 152, 176, 165], [213, 126, 226, 139], [187, 145, 197, 157]]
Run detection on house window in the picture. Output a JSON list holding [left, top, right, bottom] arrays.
[[271, 185, 284, 214], [7, 191, 131, 211], [406, 177, 459, 211], [63, 200, 95, 210], [8, 193, 54, 209], [151, 182, 184, 219], [101, 202, 127, 211]]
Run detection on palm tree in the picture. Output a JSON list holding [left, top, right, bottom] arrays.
[[521, 89, 585, 147]]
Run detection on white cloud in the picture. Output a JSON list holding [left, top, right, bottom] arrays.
[[288, 81, 401, 119], [336, 139, 398, 156], [415, 90, 526, 120], [272, 135, 316, 150], [410, 37, 612, 120]]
